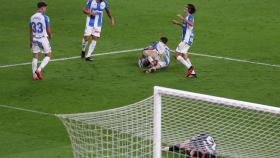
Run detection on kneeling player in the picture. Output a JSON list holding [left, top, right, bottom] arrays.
[[138, 37, 170, 73], [162, 133, 216, 158]]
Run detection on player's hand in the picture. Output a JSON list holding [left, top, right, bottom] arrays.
[[161, 147, 169, 152], [90, 12, 97, 16], [176, 14, 184, 20], [172, 20, 179, 25], [110, 17, 115, 27]]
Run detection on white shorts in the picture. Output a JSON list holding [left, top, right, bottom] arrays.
[[155, 56, 168, 68], [158, 61, 168, 68], [175, 41, 190, 54], [32, 37, 52, 54], [84, 25, 102, 37]]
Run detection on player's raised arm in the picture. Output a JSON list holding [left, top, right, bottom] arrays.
[[105, 8, 115, 27]]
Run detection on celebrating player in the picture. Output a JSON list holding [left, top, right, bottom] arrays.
[[81, 0, 115, 61], [138, 37, 170, 73], [29, 1, 52, 80], [172, 4, 197, 78], [162, 133, 217, 158]]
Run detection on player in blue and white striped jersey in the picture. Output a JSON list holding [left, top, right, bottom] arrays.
[[139, 37, 170, 73], [29, 1, 52, 80], [172, 4, 197, 78], [81, 0, 115, 61]]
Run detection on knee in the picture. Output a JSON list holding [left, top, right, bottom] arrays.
[[83, 36, 89, 42], [33, 53, 39, 59], [45, 53, 51, 58], [173, 53, 179, 59], [92, 36, 98, 41]]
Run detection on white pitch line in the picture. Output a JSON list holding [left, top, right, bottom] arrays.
[[189, 52, 280, 68], [0, 48, 279, 116], [0, 48, 142, 69], [0, 104, 53, 116], [0, 48, 279, 69]]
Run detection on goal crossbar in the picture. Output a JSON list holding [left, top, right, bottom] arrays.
[[154, 86, 280, 115]]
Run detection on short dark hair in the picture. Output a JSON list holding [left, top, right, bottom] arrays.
[[160, 37, 168, 44], [186, 4, 196, 14], [37, 1, 48, 8]]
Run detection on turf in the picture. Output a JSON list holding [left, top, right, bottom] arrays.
[[0, 0, 280, 157]]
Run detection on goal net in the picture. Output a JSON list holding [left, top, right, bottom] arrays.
[[56, 86, 280, 158]]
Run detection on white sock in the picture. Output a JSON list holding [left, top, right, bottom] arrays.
[[32, 58, 38, 75], [176, 56, 191, 68], [186, 58, 195, 74], [82, 38, 88, 52], [186, 58, 192, 66], [38, 56, 50, 71], [86, 40, 97, 58]]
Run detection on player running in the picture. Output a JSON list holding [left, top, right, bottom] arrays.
[[172, 4, 197, 78], [29, 1, 52, 80], [80, 0, 115, 61], [138, 37, 170, 73], [162, 133, 217, 158]]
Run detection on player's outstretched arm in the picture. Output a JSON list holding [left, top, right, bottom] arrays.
[[176, 14, 194, 26], [105, 8, 115, 27], [172, 20, 183, 27]]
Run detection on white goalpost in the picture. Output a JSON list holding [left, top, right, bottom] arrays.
[[57, 86, 280, 158]]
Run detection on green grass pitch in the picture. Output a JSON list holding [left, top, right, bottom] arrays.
[[0, 0, 280, 157]]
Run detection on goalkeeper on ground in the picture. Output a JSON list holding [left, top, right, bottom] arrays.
[[162, 133, 216, 158], [138, 37, 170, 73]]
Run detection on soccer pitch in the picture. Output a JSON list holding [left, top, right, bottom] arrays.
[[0, 0, 280, 157]]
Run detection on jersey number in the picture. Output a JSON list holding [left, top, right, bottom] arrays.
[[31, 22, 43, 33]]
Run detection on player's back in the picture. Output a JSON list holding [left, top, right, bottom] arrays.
[[190, 133, 216, 155], [30, 12, 50, 38]]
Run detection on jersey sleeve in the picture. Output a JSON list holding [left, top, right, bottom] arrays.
[[187, 15, 194, 22], [86, 0, 92, 9], [44, 15, 50, 27]]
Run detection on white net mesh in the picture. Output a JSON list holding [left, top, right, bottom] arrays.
[[57, 87, 280, 158], [57, 97, 154, 158]]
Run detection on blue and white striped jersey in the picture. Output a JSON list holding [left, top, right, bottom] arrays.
[[85, 0, 108, 27], [182, 14, 194, 46], [30, 12, 50, 38], [151, 41, 170, 65]]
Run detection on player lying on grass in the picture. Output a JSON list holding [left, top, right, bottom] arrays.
[[162, 133, 216, 158], [138, 37, 170, 73]]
